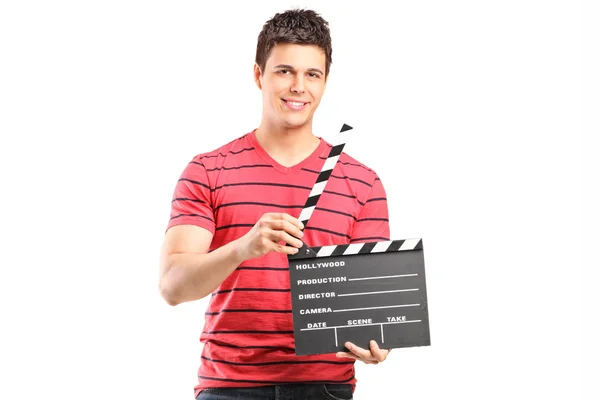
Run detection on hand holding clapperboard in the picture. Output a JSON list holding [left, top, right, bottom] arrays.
[[287, 124, 431, 356]]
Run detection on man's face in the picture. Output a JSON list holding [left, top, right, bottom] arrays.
[[255, 43, 327, 130]]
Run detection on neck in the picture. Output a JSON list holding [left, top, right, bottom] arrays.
[[254, 119, 321, 167], [255, 120, 320, 155]]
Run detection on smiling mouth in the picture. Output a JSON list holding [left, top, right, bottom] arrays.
[[282, 99, 309, 110]]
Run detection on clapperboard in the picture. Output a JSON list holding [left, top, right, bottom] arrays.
[[287, 124, 431, 356]]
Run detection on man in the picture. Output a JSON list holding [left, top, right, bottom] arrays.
[[160, 8, 391, 400]]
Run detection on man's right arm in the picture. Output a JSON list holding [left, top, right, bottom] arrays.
[[159, 213, 305, 306], [159, 224, 244, 306]]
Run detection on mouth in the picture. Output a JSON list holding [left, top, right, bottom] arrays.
[[282, 99, 309, 111]]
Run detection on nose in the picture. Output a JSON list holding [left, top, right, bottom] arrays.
[[290, 75, 305, 94]]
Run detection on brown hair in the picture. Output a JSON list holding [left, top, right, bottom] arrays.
[[255, 9, 333, 77]]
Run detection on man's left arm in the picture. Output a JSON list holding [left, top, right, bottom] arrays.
[[336, 173, 391, 364]]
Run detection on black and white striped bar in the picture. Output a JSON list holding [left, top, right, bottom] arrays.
[[308, 238, 423, 258], [287, 123, 430, 356], [298, 123, 353, 228]]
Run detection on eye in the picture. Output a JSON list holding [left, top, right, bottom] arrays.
[[279, 69, 291, 75], [308, 72, 320, 79]]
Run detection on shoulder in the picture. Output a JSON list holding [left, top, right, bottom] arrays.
[[176, 131, 253, 186], [188, 131, 253, 168], [323, 139, 381, 186]]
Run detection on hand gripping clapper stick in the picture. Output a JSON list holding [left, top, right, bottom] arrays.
[[287, 124, 431, 356]]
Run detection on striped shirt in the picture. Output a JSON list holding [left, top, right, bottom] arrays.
[[166, 129, 390, 397]]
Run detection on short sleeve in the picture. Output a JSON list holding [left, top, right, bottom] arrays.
[[350, 174, 390, 243], [166, 158, 215, 235]]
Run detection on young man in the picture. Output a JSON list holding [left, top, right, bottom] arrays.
[[160, 9, 391, 400]]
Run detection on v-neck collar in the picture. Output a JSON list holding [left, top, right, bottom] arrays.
[[246, 129, 329, 175]]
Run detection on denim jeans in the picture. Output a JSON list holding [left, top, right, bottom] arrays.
[[196, 383, 353, 400]]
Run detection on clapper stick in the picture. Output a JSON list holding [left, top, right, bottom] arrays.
[[298, 123, 353, 229], [291, 123, 353, 258], [286, 123, 430, 356]]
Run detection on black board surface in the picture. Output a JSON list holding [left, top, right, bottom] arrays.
[[288, 239, 430, 356]]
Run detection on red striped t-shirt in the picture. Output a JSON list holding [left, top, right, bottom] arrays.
[[166, 129, 390, 398]]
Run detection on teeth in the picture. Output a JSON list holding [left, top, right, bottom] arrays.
[[287, 101, 305, 106]]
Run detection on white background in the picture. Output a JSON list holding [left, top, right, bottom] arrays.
[[0, 1, 593, 399]]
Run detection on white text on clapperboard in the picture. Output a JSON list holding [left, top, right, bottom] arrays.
[[295, 261, 413, 333]]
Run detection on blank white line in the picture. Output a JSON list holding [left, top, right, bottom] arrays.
[[334, 327, 338, 346], [300, 319, 422, 331], [381, 324, 384, 343], [337, 288, 419, 297], [333, 303, 420, 313], [349, 273, 418, 281]]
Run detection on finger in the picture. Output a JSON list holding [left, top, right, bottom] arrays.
[[266, 229, 304, 249], [269, 240, 301, 255], [266, 219, 304, 239], [275, 212, 304, 230], [344, 342, 374, 360], [276, 244, 300, 255], [262, 234, 300, 255], [369, 340, 388, 362], [336, 351, 359, 360]]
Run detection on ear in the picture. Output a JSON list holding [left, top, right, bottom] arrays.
[[253, 63, 263, 90]]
